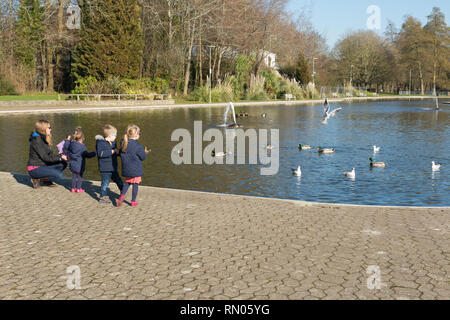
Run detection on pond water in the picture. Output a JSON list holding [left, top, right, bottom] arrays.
[[1, 99, 449, 207]]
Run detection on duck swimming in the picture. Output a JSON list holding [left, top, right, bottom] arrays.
[[298, 144, 312, 150], [291, 166, 302, 177], [212, 149, 232, 158], [369, 158, 386, 168], [432, 161, 441, 171], [318, 147, 335, 154], [344, 168, 356, 179]]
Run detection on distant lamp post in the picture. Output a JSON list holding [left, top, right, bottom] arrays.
[[208, 46, 215, 104], [312, 57, 318, 86]]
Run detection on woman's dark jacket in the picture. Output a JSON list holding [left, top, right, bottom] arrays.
[[65, 140, 96, 174], [96, 135, 119, 173], [120, 139, 146, 178], [27, 132, 63, 167]]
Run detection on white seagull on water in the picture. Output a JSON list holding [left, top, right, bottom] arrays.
[[291, 166, 302, 177], [344, 168, 356, 180], [432, 161, 441, 172]]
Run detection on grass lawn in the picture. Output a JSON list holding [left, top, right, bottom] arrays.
[[0, 93, 59, 101]]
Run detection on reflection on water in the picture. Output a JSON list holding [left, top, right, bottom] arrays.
[[0, 100, 449, 206]]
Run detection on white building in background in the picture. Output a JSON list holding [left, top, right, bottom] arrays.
[[261, 51, 278, 69]]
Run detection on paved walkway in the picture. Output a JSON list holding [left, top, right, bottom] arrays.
[[0, 172, 448, 300]]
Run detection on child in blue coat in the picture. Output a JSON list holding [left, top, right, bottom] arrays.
[[117, 125, 150, 207], [65, 127, 96, 193], [96, 124, 123, 204]]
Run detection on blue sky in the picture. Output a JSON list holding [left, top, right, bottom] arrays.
[[286, 0, 450, 49]]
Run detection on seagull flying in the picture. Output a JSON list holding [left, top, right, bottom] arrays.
[[322, 98, 342, 124]]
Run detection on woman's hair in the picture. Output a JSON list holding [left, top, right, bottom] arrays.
[[72, 127, 85, 142], [121, 124, 140, 152], [103, 124, 117, 137], [35, 119, 52, 146]]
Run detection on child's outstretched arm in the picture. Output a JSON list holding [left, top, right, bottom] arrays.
[[81, 144, 96, 158], [136, 145, 147, 161], [84, 150, 97, 158]]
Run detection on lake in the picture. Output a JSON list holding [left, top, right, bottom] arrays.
[[1, 99, 449, 207]]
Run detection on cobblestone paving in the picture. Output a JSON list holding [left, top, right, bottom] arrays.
[[0, 172, 449, 300]]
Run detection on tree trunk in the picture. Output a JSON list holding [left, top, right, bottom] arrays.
[[168, 2, 173, 47], [198, 18, 203, 86], [211, 47, 218, 86], [216, 48, 223, 82], [417, 62, 424, 95], [183, 20, 195, 95], [55, 0, 64, 88], [41, 44, 47, 92], [47, 46, 54, 92], [433, 61, 437, 94]]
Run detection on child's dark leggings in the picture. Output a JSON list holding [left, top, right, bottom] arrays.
[[121, 183, 139, 202], [72, 172, 83, 190]]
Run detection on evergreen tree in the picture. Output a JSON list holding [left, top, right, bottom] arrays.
[[72, 0, 144, 81], [14, 0, 44, 69], [398, 17, 429, 95], [424, 7, 450, 93], [294, 53, 312, 86]]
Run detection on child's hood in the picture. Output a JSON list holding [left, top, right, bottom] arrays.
[[95, 135, 105, 141]]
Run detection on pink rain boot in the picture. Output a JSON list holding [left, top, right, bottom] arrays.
[[117, 195, 125, 207], [77, 189, 85, 193], [131, 202, 139, 207]]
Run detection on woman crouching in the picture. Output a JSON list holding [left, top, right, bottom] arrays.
[[27, 120, 68, 188]]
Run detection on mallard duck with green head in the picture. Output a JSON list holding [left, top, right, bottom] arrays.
[[369, 157, 386, 168], [298, 144, 312, 150]]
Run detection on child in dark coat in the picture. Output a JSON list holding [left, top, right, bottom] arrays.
[[96, 124, 123, 204], [117, 125, 150, 207], [65, 127, 96, 193]]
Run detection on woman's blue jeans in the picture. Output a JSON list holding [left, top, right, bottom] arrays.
[[29, 163, 67, 181]]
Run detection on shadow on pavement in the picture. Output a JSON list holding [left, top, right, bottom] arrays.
[[10, 172, 122, 204]]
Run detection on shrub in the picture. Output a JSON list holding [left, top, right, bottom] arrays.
[[71, 76, 103, 95], [278, 78, 305, 99], [261, 70, 279, 99], [150, 78, 169, 94], [72, 77, 169, 96], [103, 76, 128, 94], [232, 55, 253, 99], [190, 80, 234, 103], [0, 74, 18, 95], [305, 82, 319, 99], [123, 78, 152, 94], [245, 74, 268, 101], [190, 85, 209, 102]]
